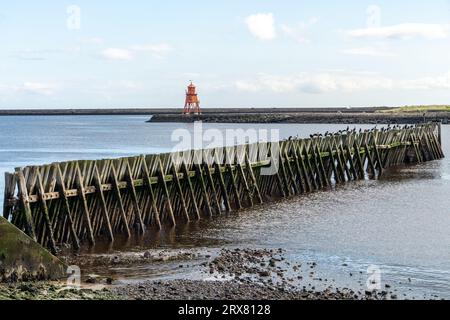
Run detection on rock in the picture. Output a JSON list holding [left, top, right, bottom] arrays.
[[259, 271, 271, 277], [86, 274, 100, 284]]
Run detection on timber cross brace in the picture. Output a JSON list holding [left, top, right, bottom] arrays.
[[2, 123, 444, 253]]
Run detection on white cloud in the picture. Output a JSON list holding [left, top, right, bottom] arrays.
[[23, 82, 59, 96], [235, 72, 393, 94], [281, 17, 318, 43], [340, 46, 396, 57], [235, 71, 450, 94], [100, 48, 133, 61], [130, 43, 173, 58], [245, 13, 277, 40], [400, 72, 450, 90], [100, 43, 173, 61], [346, 23, 450, 40]]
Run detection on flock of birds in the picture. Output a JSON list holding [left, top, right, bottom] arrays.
[[282, 124, 419, 141]]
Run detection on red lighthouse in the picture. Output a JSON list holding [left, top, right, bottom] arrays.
[[183, 81, 201, 115]]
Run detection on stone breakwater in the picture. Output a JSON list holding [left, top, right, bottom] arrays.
[[149, 112, 450, 124]]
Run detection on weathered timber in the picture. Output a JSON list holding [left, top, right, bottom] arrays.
[[3, 123, 444, 250]]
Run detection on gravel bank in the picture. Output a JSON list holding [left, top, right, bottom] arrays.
[[0, 247, 423, 300]]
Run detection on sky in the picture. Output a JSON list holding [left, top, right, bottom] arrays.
[[1, 0, 450, 109]]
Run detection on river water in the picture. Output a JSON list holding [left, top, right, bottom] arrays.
[[0, 116, 449, 299]]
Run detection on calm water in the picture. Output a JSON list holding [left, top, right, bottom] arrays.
[[1, 116, 449, 298]]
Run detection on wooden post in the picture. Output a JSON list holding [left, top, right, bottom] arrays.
[[171, 162, 190, 222], [236, 162, 254, 206], [55, 163, 80, 249], [283, 148, 300, 194], [364, 144, 376, 179], [3, 172, 16, 220], [75, 162, 95, 245], [245, 153, 263, 204], [226, 164, 243, 209], [125, 159, 146, 233], [203, 161, 222, 214], [92, 163, 114, 241], [327, 145, 340, 184], [294, 143, 312, 192], [194, 163, 213, 217], [157, 156, 176, 226], [353, 141, 366, 178], [214, 160, 232, 211], [302, 143, 319, 190], [141, 157, 162, 229], [16, 168, 36, 241], [110, 163, 131, 237], [181, 161, 201, 220], [36, 170, 57, 253], [315, 144, 329, 187]]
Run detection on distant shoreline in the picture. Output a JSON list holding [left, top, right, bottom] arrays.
[[0, 107, 388, 116], [1, 107, 449, 124]]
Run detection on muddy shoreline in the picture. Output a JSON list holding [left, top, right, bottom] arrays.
[[1, 247, 430, 300], [149, 112, 450, 124]]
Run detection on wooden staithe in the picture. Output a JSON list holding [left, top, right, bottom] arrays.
[[2, 123, 444, 252]]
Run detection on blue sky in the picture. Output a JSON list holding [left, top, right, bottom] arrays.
[[1, 0, 450, 109]]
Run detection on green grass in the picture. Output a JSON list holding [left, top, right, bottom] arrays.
[[379, 105, 450, 113]]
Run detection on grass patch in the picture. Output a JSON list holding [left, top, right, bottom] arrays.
[[379, 105, 450, 113]]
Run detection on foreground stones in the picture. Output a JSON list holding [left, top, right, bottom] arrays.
[[113, 248, 398, 300], [0, 247, 434, 300]]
